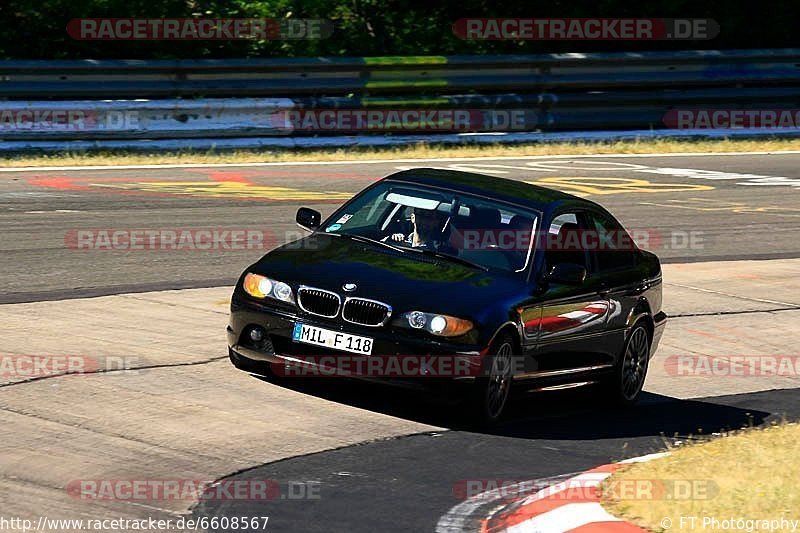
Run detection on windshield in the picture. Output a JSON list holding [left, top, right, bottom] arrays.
[[321, 181, 538, 273]]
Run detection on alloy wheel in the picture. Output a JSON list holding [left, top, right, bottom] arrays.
[[486, 342, 514, 419], [621, 326, 649, 401]]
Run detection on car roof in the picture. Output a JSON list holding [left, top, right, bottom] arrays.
[[383, 168, 604, 215]]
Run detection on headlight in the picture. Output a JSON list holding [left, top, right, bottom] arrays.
[[399, 311, 473, 337], [243, 273, 295, 304]]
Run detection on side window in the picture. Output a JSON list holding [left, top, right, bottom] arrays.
[[545, 212, 588, 271], [588, 211, 635, 272]]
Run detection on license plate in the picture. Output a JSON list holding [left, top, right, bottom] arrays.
[[292, 323, 373, 355]]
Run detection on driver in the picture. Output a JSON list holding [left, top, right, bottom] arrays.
[[390, 207, 447, 248]]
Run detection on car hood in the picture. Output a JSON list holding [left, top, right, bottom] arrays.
[[247, 233, 527, 316]]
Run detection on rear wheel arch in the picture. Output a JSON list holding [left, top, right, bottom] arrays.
[[641, 315, 654, 345], [628, 299, 654, 344]]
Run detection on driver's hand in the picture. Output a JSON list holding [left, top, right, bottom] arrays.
[[390, 233, 405, 242]]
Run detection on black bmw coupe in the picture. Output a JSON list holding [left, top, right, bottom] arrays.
[[227, 169, 666, 423]]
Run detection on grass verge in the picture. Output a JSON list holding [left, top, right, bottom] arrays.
[[602, 422, 800, 532], [2, 138, 800, 167]]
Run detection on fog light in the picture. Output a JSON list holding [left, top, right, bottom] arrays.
[[249, 328, 264, 342]]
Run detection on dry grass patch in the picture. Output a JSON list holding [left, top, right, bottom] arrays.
[[2, 138, 800, 168], [602, 422, 800, 532]]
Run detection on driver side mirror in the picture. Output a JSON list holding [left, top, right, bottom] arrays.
[[546, 263, 587, 285], [296, 207, 321, 231]]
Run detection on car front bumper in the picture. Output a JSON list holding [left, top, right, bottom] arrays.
[[227, 295, 486, 381]]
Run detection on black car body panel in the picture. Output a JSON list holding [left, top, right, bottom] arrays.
[[228, 168, 667, 396]]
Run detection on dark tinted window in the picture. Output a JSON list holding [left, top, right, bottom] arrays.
[[588, 211, 635, 272], [545, 212, 589, 271]]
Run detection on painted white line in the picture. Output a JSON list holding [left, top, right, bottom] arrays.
[[24, 209, 82, 214], [503, 502, 621, 533], [666, 282, 798, 307], [434, 473, 577, 533], [518, 472, 610, 506], [437, 452, 671, 532], [1, 150, 800, 173]]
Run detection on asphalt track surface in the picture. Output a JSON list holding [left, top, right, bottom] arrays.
[[193, 387, 800, 532], [2, 151, 800, 302], [2, 152, 800, 532]]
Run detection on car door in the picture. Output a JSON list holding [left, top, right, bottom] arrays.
[[583, 208, 642, 366], [522, 210, 613, 374]]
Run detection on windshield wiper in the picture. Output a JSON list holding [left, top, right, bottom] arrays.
[[333, 232, 410, 254], [332, 232, 488, 271], [409, 248, 490, 272]]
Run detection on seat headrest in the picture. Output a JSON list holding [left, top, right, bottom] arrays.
[[557, 221, 581, 238], [509, 214, 534, 230], [471, 207, 501, 228]]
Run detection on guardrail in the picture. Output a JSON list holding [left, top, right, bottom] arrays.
[[2, 48, 800, 149]]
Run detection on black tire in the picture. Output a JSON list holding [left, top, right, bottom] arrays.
[[467, 333, 516, 426], [605, 322, 651, 406]]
